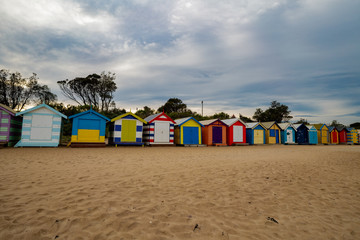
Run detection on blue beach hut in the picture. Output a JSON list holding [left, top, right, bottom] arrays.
[[246, 122, 266, 145], [293, 123, 308, 144], [306, 125, 318, 145], [278, 123, 296, 144], [174, 117, 204, 145], [15, 103, 67, 147], [68, 108, 110, 147]]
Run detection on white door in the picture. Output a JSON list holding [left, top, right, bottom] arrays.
[[286, 129, 293, 143], [233, 125, 243, 142], [30, 115, 53, 140], [154, 122, 169, 143]]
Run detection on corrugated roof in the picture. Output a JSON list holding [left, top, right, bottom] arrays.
[[312, 124, 326, 130], [221, 118, 246, 127], [246, 122, 265, 129], [0, 103, 17, 116], [199, 119, 220, 126], [261, 121, 276, 129], [328, 126, 335, 132], [69, 108, 109, 121], [16, 103, 67, 119], [336, 126, 345, 132], [111, 112, 146, 123], [292, 123, 303, 130], [277, 123, 295, 131], [306, 125, 316, 130], [174, 117, 204, 127], [144, 113, 162, 122]]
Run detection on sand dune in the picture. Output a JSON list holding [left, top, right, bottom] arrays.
[[1, 145, 360, 239]]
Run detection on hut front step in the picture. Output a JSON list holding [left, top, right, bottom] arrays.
[[70, 142, 106, 148]]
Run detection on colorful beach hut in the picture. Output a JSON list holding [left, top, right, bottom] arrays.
[[109, 112, 147, 146], [0, 103, 22, 146], [143, 112, 175, 145], [174, 117, 204, 145], [313, 124, 329, 144], [328, 126, 339, 144], [336, 126, 348, 144], [278, 123, 296, 144], [262, 121, 281, 144], [306, 125, 318, 145], [68, 108, 110, 147], [293, 123, 308, 144], [222, 118, 247, 146], [199, 119, 227, 146], [14, 103, 67, 147], [346, 128, 359, 144], [246, 122, 266, 145]]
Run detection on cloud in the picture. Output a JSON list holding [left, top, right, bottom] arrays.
[[0, 0, 359, 125]]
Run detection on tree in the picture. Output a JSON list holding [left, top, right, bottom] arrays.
[[329, 120, 345, 128], [57, 71, 117, 111], [253, 101, 293, 122], [239, 114, 253, 123], [295, 118, 309, 125], [349, 122, 360, 129], [0, 69, 57, 110], [135, 106, 155, 119], [212, 112, 230, 120], [158, 98, 188, 113]]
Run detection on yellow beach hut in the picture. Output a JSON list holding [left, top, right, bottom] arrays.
[[174, 117, 204, 145], [313, 124, 329, 144], [262, 121, 281, 144]]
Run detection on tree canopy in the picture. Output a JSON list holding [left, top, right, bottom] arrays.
[[0, 69, 57, 110], [57, 71, 117, 111], [157, 98, 193, 119], [253, 101, 293, 122]]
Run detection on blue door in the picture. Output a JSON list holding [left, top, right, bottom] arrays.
[[212, 126, 222, 144], [276, 130, 280, 143], [183, 127, 198, 144]]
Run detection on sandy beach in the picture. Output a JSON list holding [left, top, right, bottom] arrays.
[[0, 145, 360, 240]]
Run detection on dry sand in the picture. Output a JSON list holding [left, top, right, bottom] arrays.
[[0, 145, 360, 240]]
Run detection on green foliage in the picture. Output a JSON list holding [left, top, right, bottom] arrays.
[[135, 106, 155, 119], [253, 101, 293, 122], [239, 114, 253, 123], [329, 120, 345, 128], [295, 118, 310, 125], [158, 98, 194, 119], [57, 71, 117, 111], [0, 69, 57, 110], [350, 122, 360, 129]]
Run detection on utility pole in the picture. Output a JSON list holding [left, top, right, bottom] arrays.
[[201, 101, 203, 116]]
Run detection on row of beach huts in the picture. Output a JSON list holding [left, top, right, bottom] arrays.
[[0, 103, 359, 147]]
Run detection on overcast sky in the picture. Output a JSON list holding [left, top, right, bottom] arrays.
[[1, 0, 359, 124]]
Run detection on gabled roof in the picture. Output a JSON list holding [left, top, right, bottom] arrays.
[[221, 118, 246, 127], [199, 119, 225, 126], [111, 112, 147, 123], [144, 112, 175, 124], [246, 122, 265, 129], [16, 103, 67, 119], [0, 103, 17, 116], [175, 117, 204, 127], [68, 108, 109, 121], [336, 126, 345, 132], [328, 126, 336, 132], [278, 123, 296, 131], [313, 123, 328, 130], [261, 121, 280, 130], [346, 127, 355, 132], [306, 125, 317, 130]]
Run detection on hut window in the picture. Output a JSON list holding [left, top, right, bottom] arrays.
[[270, 129, 275, 137]]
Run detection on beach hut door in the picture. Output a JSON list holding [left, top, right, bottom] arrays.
[[154, 122, 170, 142], [212, 126, 222, 143], [233, 125, 243, 142], [30, 115, 52, 140], [286, 129, 293, 143]]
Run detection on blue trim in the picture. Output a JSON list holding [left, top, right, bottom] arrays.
[[16, 103, 67, 119], [136, 126, 142, 131], [136, 138, 142, 142], [68, 109, 110, 121], [115, 137, 121, 142], [23, 119, 32, 124], [22, 127, 31, 132], [115, 125, 121, 131]]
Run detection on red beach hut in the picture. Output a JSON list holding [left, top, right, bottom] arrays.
[[336, 126, 347, 144], [222, 118, 247, 146]]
